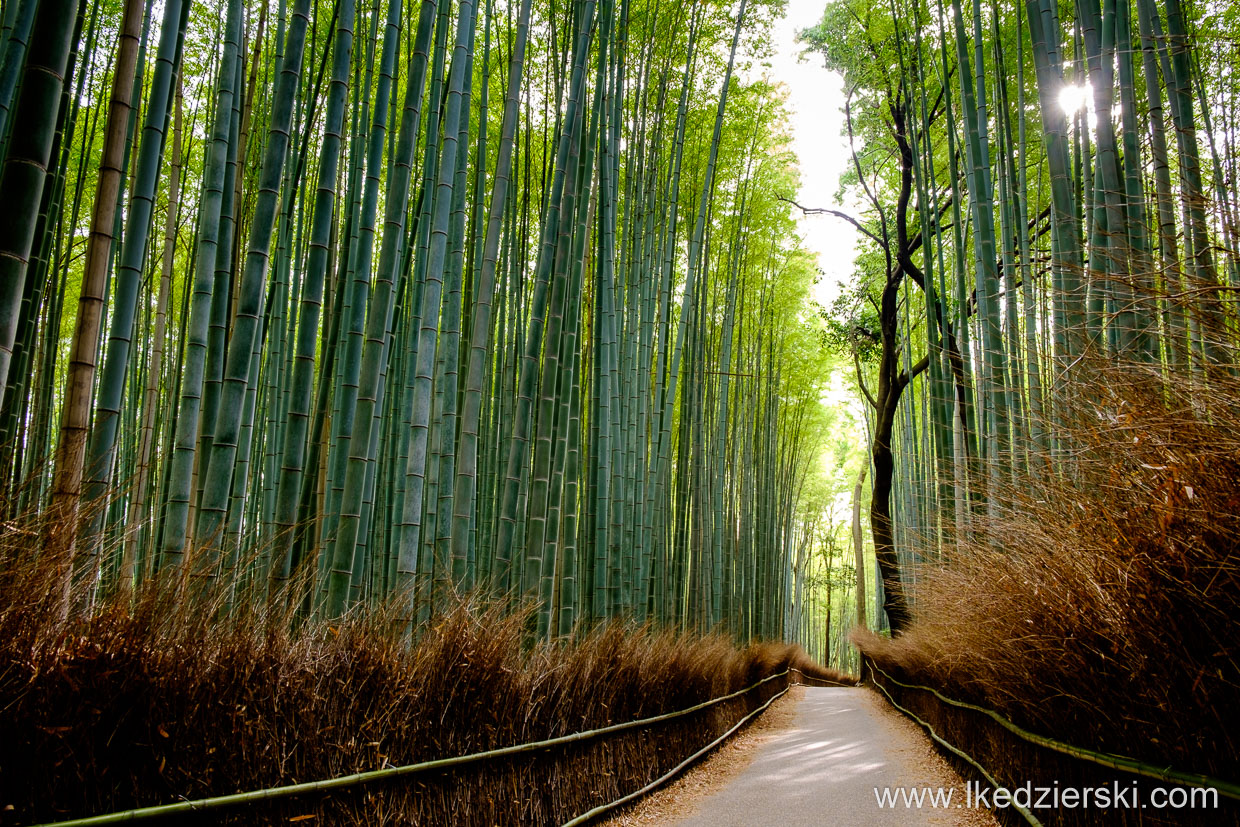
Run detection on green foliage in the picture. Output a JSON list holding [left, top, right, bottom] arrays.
[[0, 0, 844, 652]]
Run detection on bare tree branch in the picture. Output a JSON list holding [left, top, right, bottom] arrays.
[[776, 194, 886, 248], [895, 354, 931, 393], [854, 348, 878, 410]]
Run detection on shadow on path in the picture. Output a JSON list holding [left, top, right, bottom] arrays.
[[674, 687, 993, 826]]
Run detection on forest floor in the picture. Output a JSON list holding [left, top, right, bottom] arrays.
[[606, 686, 997, 826]]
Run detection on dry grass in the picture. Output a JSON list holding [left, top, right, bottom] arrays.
[[856, 357, 1240, 785], [0, 542, 840, 826], [599, 686, 807, 826]]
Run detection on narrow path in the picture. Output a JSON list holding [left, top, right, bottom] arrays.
[[672, 687, 997, 826]]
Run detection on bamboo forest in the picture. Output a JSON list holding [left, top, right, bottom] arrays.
[[0, 0, 1237, 815]]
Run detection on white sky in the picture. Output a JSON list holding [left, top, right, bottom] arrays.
[[745, 0, 858, 310], [741, 0, 873, 468]]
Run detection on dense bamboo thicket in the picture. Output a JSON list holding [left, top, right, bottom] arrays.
[[802, 0, 1240, 633], [0, 0, 836, 641], [801, 0, 1240, 790]]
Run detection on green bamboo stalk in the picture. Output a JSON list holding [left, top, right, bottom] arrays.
[[448, 0, 535, 587], [327, 0, 445, 618], [195, 0, 312, 572], [271, 0, 355, 587], [77, 0, 190, 595]]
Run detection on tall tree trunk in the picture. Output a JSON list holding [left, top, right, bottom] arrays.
[[43, 0, 144, 589]]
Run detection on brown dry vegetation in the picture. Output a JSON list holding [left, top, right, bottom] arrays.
[[856, 359, 1240, 788], [0, 545, 847, 826]]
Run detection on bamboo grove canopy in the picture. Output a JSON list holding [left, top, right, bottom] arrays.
[[800, 0, 1240, 628], [0, 0, 836, 640]]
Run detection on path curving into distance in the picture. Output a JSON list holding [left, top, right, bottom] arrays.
[[672, 687, 998, 826]]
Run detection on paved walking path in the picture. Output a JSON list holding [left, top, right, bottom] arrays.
[[673, 687, 994, 826]]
